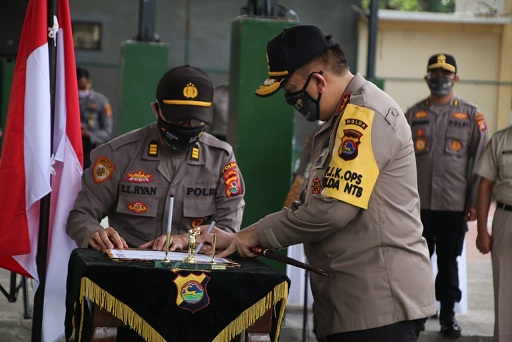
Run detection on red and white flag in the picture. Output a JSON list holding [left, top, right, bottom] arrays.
[[0, 0, 83, 340]]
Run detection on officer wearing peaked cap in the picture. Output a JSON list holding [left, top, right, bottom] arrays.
[[67, 65, 245, 257], [201, 25, 436, 341], [405, 53, 488, 337]]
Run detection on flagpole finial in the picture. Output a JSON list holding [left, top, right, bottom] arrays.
[[48, 15, 59, 46]]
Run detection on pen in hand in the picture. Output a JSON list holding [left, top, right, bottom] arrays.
[[195, 220, 216, 254]]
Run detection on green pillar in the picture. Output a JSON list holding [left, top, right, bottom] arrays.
[[119, 41, 169, 134], [0, 59, 15, 153], [228, 18, 298, 271]]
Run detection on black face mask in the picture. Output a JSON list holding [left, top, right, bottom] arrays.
[[427, 76, 454, 97], [157, 117, 205, 152], [285, 71, 322, 122]]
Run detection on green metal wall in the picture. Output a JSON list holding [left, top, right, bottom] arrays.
[[119, 42, 169, 135], [228, 18, 298, 271]]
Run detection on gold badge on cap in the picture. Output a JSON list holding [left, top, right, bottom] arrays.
[[183, 83, 198, 99]]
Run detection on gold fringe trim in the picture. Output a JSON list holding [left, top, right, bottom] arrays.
[[213, 280, 289, 342], [78, 277, 165, 342]]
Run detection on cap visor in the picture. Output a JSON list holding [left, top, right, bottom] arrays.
[[255, 77, 285, 97], [428, 63, 456, 73]]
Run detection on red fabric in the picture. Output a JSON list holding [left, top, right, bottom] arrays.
[[0, 0, 49, 273]]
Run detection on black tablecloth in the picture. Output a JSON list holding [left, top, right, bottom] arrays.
[[65, 248, 290, 342]]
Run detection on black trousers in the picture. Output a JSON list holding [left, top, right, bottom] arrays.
[[421, 210, 467, 305], [82, 139, 97, 170], [320, 318, 427, 342]]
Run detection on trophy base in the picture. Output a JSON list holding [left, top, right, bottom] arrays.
[[154, 260, 227, 271]]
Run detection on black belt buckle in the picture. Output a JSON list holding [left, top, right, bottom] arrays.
[[497, 201, 512, 212]]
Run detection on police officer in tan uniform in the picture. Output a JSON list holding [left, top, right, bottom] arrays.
[[474, 126, 512, 341], [67, 65, 245, 253], [206, 25, 435, 341], [405, 53, 488, 337], [77, 67, 114, 170]]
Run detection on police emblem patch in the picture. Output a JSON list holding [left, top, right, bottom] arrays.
[[128, 201, 148, 213], [222, 162, 243, 197], [174, 273, 210, 313], [191, 218, 204, 228], [476, 113, 487, 132], [338, 129, 362, 161], [126, 170, 153, 183], [312, 177, 322, 194], [415, 111, 428, 119], [415, 128, 426, 136], [452, 112, 468, 120], [451, 140, 461, 151], [415, 138, 426, 152], [93, 156, 114, 183]]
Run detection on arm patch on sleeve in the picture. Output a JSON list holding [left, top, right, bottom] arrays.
[[321, 104, 379, 209]]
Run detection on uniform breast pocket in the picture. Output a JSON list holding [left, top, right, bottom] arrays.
[[183, 196, 216, 218], [445, 127, 468, 157], [498, 151, 512, 179], [116, 193, 159, 217], [411, 124, 431, 155]]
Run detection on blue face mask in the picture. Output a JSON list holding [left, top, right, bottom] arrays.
[[285, 71, 323, 122], [427, 76, 454, 97]]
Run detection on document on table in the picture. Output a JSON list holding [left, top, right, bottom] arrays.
[[105, 248, 235, 265]]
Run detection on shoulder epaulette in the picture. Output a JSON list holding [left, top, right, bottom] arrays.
[[199, 133, 233, 154], [109, 126, 148, 151]]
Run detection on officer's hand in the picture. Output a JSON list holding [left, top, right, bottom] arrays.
[[195, 226, 235, 254], [81, 123, 90, 138], [89, 227, 128, 251], [216, 226, 261, 259], [476, 231, 492, 254], [465, 207, 476, 221], [138, 234, 188, 251]]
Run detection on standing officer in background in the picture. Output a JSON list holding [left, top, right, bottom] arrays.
[[77, 67, 113, 169], [203, 25, 435, 341], [474, 125, 512, 341], [67, 65, 245, 255], [405, 53, 488, 337]]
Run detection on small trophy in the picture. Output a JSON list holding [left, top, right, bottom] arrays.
[[183, 226, 200, 263]]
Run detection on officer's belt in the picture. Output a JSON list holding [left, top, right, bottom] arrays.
[[496, 201, 512, 212]]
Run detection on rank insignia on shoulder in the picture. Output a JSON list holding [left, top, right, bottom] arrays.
[[336, 93, 351, 113], [191, 146, 199, 161], [148, 141, 158, 156]]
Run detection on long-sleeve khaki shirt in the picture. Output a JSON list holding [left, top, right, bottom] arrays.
[[406, 95, 488, 211], [253, 74, 436, 336], [67, 123, 245, 248]]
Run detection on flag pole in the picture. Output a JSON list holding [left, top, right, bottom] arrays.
[[31, 0, 58, 340]]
